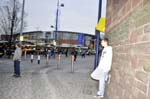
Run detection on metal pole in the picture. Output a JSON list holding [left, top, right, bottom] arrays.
[[20, 0, 25, 45], [55, 0, 59, 41], [94, 0, 102, 70]]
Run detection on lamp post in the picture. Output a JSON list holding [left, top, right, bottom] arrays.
[[20, 0, 25, 45], [94, 0, 102, 70], [54, 0, 64, 44]]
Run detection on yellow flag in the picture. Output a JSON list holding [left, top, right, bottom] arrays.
[[96, 17, 106, 33]]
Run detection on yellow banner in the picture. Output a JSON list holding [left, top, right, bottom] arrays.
[[96, 17, 106, 33]]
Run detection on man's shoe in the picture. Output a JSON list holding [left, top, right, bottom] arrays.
[[15, 75, 21, 77], [13, 74, 21, 78], [93, 95, 104, 98]]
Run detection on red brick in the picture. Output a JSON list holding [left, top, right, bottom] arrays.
[[141, 34, 150, 42], [138, 59, 146, 68], [115, 85, 123, 98], [132, 0, 142, 9], [144, 24, 150, 34], [122, 91, 131, 99], [149, 81, 150, 97], [106, 16, 112, 28], [137, 91, 147, 99], [123, 74, 134, 93], [143, 0, 150, 6], [135, 71, 148, 84], [125, 0, 132, 14], [134, 80, 147, 93], [139, 55, 150, 60], [130, 27, 143, 43], [131, 86, 139, 98], [131, 42, 150, 55], [131, 55, 139, 69]]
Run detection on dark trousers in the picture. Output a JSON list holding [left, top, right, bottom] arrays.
[[38, 60, 40, 64], [31, 59, 33, 63], [14, 60, 20, 76], [74, 55, 77, 61]]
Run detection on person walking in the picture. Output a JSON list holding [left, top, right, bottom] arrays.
[[48, 49, 51, 59], [91, 38, 113, 98], [13, 43, 22, 77], [37, 54, 41, 64], [30, 54, 34, 63], [74, 49, 78, 62], [65, 48, 68, 57], [81, 50, 86, 58]]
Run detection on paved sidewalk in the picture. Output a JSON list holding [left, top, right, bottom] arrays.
[[0, 55, 106, 99]]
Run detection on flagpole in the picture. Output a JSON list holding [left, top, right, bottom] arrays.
[[94, 0, 102, 69]]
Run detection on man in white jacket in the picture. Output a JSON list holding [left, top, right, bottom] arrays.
[[91, 37, 113, 98]]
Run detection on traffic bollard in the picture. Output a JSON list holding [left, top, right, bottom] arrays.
[[57, 54, 61, 69], [24, 51, 27, 59], [71, 55, 74, 73]]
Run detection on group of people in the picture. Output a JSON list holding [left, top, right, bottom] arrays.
[[12, 37, 113, 99]]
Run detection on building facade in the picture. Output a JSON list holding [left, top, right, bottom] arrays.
[[12, 31, 95, 49], [55, 31, 94, 48]]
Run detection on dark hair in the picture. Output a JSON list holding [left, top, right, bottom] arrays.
[[102, 37, 109, 44], [16, 43, 21, 48]]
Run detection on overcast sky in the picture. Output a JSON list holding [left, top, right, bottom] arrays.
[[1, 0, 99, 35]]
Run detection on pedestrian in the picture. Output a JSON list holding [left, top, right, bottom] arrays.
[[91, 37, 113, 98], [52, 48, 56, 59], [37, 54, 40, 64], [65, 48, 68, 57], [48, 49, 51, 59], [81, 50, 86, 58], [31, 54, 34, 63], [13, 43, 22, 77], [74, 49, 78, 62]]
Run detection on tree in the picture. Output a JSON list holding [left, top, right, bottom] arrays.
[[0, 0, 27, 57], [0, 0, 27, 41]]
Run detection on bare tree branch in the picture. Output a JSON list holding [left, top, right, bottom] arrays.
[[0, 0, 27, 40]]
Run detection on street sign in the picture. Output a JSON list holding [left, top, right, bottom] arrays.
[[96, 17, 106, 33]]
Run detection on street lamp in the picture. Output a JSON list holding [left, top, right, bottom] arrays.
[[54, 0, 64, 43], [50, 26, 57, 47], [20, 0, 25, 45]]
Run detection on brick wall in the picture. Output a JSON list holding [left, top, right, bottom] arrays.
[[106, 0, 150, 99]]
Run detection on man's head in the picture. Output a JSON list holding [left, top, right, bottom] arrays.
[[16, 43, 21, 48], [101, 37, 109, 47]]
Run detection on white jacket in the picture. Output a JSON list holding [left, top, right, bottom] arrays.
[[91, 46, 113, 80], [98, 46, 113, 72]]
